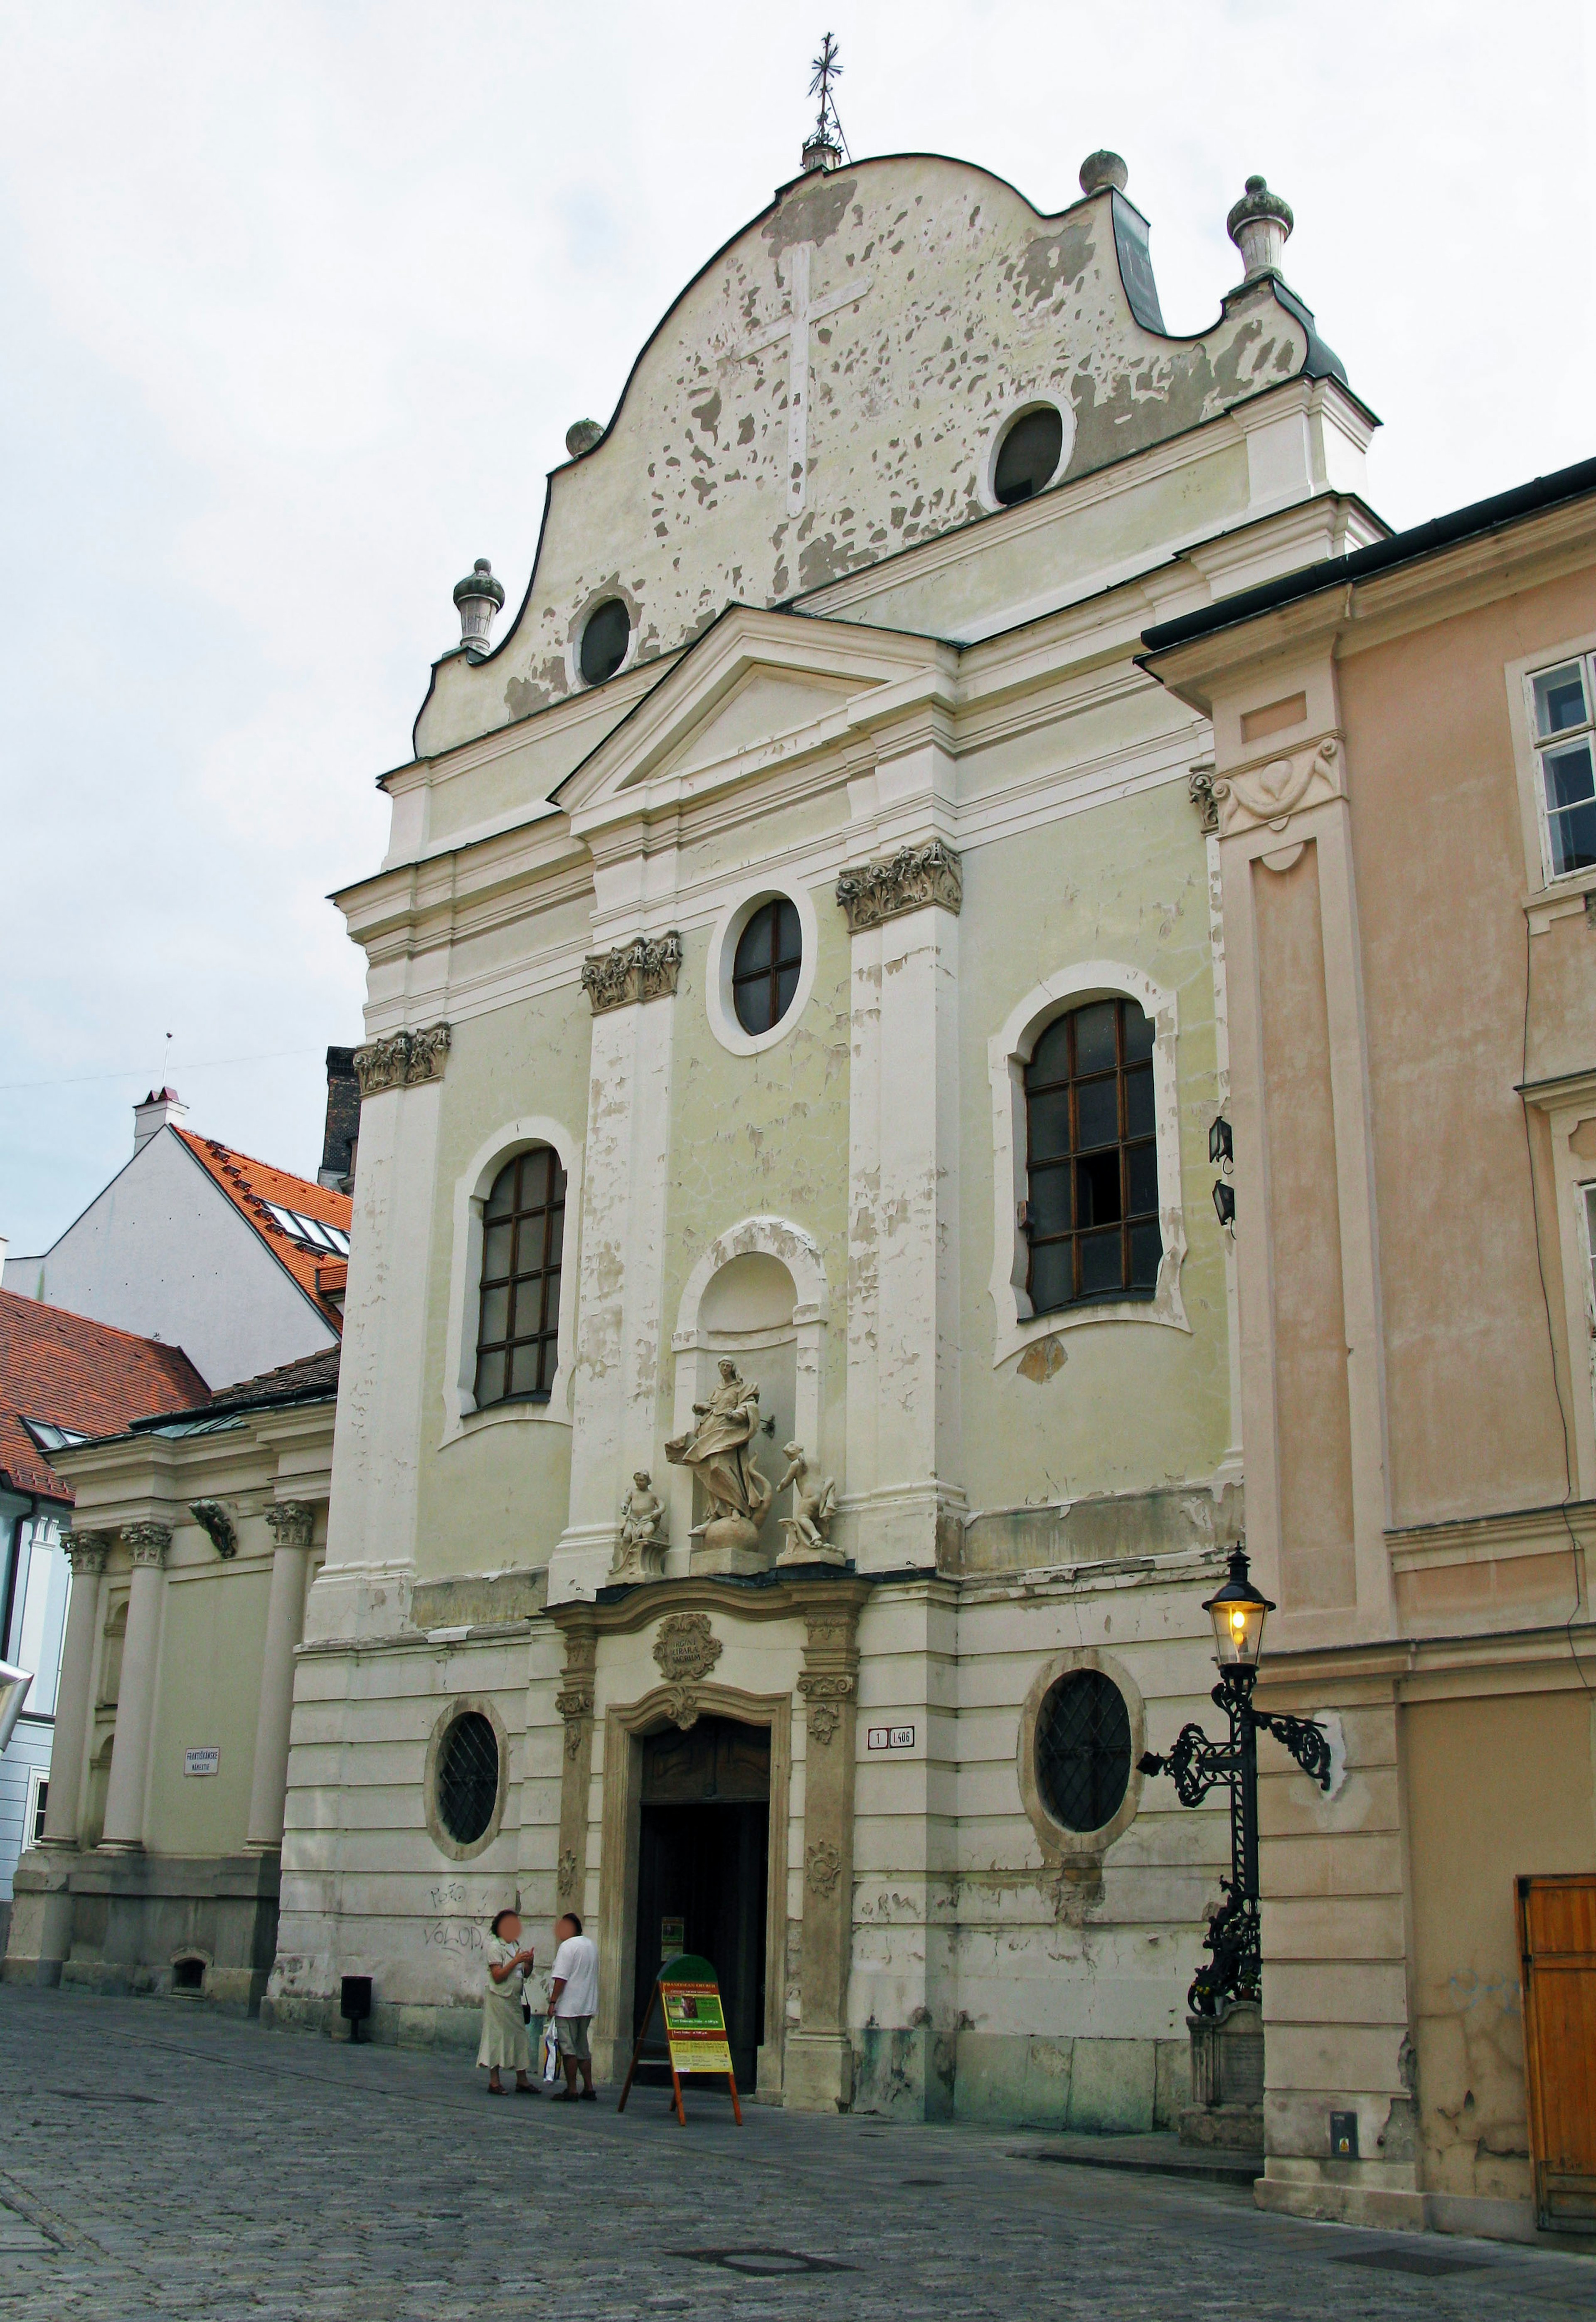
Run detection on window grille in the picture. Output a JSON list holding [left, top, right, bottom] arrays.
[[1035, 1669, 1132, 1834], [436, 1711, 500, 1846], [732, 898, 803, 1035], [474, 1147, 566, 1407], [1024, 998, 1160, 1313], [1529, 658, 1596, 879]]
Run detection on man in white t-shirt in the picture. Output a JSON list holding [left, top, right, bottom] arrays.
[[547, 1912, 600, 2103]]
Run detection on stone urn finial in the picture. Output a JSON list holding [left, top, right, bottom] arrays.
[[451, 558, 504, 658], [1227, 174, 1294, 283]]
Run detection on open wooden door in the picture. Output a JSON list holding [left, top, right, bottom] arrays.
[[1519, 1873, 1596, 2231]]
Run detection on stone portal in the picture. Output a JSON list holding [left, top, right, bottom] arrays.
[[631, 1716, 770, 2091]]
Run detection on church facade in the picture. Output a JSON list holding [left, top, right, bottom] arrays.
[[266, 141, 1382, 2128]]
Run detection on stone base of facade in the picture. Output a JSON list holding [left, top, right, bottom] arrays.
[[2, 1845, 280, 2014], [784, 2031, 855, 2113], [1180, 2102, 1263, 2149], [952, 2032, 1188, 2133], [261, 1992, 494, 2052], [1256, 2162, 1547, 2246]]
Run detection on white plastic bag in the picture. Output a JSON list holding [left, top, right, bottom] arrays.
[[541, 2020, 560, 2083]]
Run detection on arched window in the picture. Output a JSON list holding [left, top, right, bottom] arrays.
[[474, 1146, 566, 1407], [732, 898, 803, 1035], [1025, 997, 1159, 1313]]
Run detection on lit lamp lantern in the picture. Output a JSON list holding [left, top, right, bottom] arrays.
[[1202, 1546, 1273, 1670]]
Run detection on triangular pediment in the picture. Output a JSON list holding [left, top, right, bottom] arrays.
[[557, 604, 951, 824]]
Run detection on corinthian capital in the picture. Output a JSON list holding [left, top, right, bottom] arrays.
[[580, 933, 683, 1015], [265, 1502, 317, 1550], [353, 1022, 451, 1097], [835, 841, 961, 932], [62, 1529, 111, 1576], [122, 1522, 172, 1567]]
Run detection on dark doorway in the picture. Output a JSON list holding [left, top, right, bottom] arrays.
[[633, 1717, 769, 2089]]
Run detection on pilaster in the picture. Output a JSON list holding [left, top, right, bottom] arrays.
[[246, 1504, 315, 1852], [554, 1614, 598, 1917], [550, 961, 677, 1603], [839, 838, 964, 1573], [99, 1523, 170, 1853], [309, 1036, 449, 1643], [786, 1590, 867, 2111]]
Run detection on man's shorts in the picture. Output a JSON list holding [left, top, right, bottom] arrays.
[[554, 2014, 592, 2061]]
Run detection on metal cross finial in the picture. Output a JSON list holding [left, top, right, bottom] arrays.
[[808, 31, 846, 156]]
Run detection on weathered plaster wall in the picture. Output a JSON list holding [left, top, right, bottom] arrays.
[[1339, 567, 1596, 1531], [658, 882, 853, 1459], [957, 784, 1231, 1516], [1405, 1690, 1596, 2209], [848, 1570, 1230, 2129], [419, 158, 1314, 758], [412, 991, 591, 1585], [143, 1545, 272, 1857]]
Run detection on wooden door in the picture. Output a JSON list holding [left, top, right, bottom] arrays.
[[1519, 1874, 1596, 2230]]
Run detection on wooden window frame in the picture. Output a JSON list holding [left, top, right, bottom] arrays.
[[473, 1145, 567, 1409], [731, 897, 803, 1038], [1023, 996, 1160, 1316]]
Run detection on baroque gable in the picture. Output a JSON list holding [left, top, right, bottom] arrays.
[[418, 152, 1349, 759]]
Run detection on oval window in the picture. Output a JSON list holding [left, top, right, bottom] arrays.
[[993, 406, 1064, 507], [436, 1711, 500, 1846], [1035, 1669, 1132, 1833], [579, 598, 631, 685], [732, 897, 803, 1036]]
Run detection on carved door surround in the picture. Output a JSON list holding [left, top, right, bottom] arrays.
[[550, 1571, 868, 2108]]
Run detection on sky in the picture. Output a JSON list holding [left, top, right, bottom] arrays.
[[2, 0, 1592, 1256]]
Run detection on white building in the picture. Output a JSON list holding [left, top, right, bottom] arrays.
[[4, 1091, 350, 1392], [263, 133, 1387, 2141]]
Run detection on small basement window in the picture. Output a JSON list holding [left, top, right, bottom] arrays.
[[172, 1956, 206, 1993], [993, 406, 1065, 507], [579, 598, 631, 685]]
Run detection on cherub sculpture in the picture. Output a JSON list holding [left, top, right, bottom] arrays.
[[610, 1471, 666, 1581], [776, 1442, 841, 1565]]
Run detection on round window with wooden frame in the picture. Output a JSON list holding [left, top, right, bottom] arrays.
[[474, 1146, 566, 1407], [1024, 996, 1160, 1314], [732, 897, 803, 1037], [436, 1710, 500, 1847], [1035, 1668, 1132, 1835]]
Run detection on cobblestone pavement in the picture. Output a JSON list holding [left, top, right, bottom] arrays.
[[2, 1989, 1594, 2322]]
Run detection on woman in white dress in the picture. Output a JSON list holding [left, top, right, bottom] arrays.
[[478, 1908, 537, 2095]]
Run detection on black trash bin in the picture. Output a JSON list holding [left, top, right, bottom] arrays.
[[340, 1974, 373, 2043]]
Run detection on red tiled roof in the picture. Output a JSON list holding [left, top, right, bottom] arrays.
[[175, 1129, 351, 1334], [0, 1291, 209, 1504]]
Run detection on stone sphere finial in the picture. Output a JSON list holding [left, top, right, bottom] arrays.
[[565, 419, 603, 458], [1079, 150, 1128, 196], [1227, 174, 1295, 282], [451, 558, 505, 658]]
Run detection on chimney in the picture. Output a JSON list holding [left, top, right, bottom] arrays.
[[134, 1087, 187, 1154], [319, 1048, 360, 1190], [1227, 175, 1294, 285], [451, 559, 505, 659]]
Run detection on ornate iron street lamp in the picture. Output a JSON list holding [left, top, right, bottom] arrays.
[[1138, 1543, 1332, 2015]]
